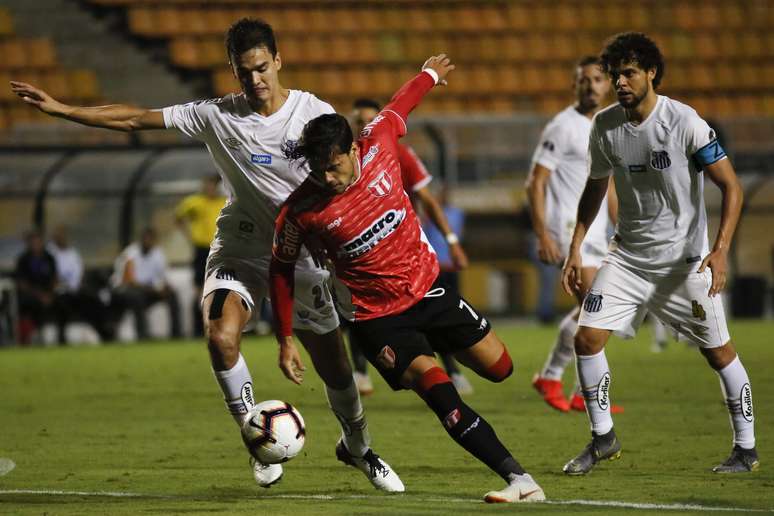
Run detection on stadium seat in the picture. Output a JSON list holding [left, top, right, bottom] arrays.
[[127, 7, 155, 37], [0, 8, 14, 36], [68, 69, 100, 100]]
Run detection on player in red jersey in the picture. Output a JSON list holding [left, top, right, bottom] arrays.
[[269, 55, 545, 504], [347, 97, 472, 395]]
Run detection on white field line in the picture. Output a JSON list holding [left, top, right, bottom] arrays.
[[0, 489, 771, 512]]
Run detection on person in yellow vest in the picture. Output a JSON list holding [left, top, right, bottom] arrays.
[[176, 174, 226, 336]]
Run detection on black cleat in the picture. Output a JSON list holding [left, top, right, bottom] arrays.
[[563, 429, 622, 475], [713, 445, 760, 473]]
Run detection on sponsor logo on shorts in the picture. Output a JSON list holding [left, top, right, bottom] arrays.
[[651, 150, 671, 170], [367, 170, 393, 197], [215, 268, 237, 281], [597, 372, 611, 410], [241, 382, 255, 409], [584, 291, 603, 313], [251, 154, 272, 164], [444, 408, 461, 429], [337, 209, 405, 259], [377, 345, 396, 369], [361, 144, 379, 168], [479, 317, 488, 331], [691, 300, 707, 321], [741, 383, 754, 422]]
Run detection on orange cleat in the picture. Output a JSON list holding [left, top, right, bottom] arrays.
[[532, 374, 570, 412], [570, 393, 624, 414]]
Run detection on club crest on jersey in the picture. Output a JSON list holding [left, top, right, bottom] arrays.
[[337, 209, 405, 259], [651, 150, 671, 170], [584, 290, 603, 313], [251, 154, 272, 164], [368, 170, 392, 197], [361, 144, 379, 169], [225, 137, 242, 149]]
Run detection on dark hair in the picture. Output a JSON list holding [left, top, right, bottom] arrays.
[[283, 114, 353, 174], [353, 98, 381, 111], [576, 55, 602, 68], [225, 18, 277, 61], [600, 32, 664, 89]]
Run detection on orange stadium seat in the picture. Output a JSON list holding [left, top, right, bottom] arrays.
[[479, 5, 507, 31], [741, 33, 764, 59], [68, 69, 100, 100], [156, 8, 183, 36], [169, 38, 198, 68], [41, 71, 71, 99], [577, 4, 602, 31], [0, 8, 14, 36], [506, 4, 530, 32], [27, 38, 57, 69], [127, 7, 155, 37], [0, 71, 13, 100], [695, 4, 721, 31], [1, 39, 27, 69]]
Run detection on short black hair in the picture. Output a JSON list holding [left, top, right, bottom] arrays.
[[225, 18, 277, 61], [283, 114, 353, 175], [600, 32, 664, 89], [353, 98, 381, 111], [576, 55, 602, 68]]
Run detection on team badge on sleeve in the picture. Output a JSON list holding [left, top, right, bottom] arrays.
[[651, 150, 671, 170]]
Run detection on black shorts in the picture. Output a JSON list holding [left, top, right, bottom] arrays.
[[193, 246, 209, 287], [349, 278, 491, 390]]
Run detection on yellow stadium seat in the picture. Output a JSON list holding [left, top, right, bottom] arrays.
[[736, 95, 760, 115], [577, 4, 602, 31], [741, 33, 763, 59], [42, 71, 71, 99], [736, 63, 760, 91], [694, 34, 719, 60], [506, 4, 529, 31], [695, 4, 721, 31], [0, 8, 14, 36], [0, 71, 13, 100], [169, 38, 199, 68], [714, 63, 736, 92], [127, 7, 155, 37], [212, 69, 237, 96], [2, 39, 26, 69], [479, 5, 507, 31], [157, 8, 183, 36], [68, 69, 99, 99]]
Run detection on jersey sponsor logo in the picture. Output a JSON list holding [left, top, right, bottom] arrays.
[[239, 221, 254, 233], [377, 345, 396, 369], [276, 219, 302, 259], [360, 114, 386, 137], [224, 137, 242, 149], [741, 383, 754, 422], [368, 170, 393, 197], [584, 291, 604, 313], [628, 164, 646, 173], [651, 150, 671, 170], [337, 209, 405, 259], [361, 143, 379, 169], [326, 217, 342, 230], [215, 268, 237, 281], [541, 140, 555, 152], [241, 382, 255, 409], [251, 154, 272, 164], [597, 372, 611, 410]]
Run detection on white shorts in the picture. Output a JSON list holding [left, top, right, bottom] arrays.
[[202, 246, 339, 335], [578, 259, 730, 348]]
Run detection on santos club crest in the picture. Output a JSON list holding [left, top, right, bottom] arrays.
[[368, 170, 392, 197], [651, 150, 671, 170]]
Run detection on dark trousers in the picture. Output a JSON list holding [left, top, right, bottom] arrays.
[[113, 286, 182, 340]]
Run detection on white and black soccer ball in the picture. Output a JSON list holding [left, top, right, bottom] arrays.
[[241, 400, 306, 464]]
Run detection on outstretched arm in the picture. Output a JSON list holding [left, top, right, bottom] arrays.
[[10, 81, 165, 131]]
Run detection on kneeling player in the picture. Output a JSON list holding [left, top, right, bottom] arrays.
[[269, 55, 545, 503]]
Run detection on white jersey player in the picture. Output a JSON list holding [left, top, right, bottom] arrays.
[[561, 32, 757, 475], [11, 18, 403, 492], [527, 56, 623, 414]]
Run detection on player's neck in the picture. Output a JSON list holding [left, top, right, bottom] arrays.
[[574, 103, 601, 120], [249, 86, 290, 117], [625, 92, 658, 125]]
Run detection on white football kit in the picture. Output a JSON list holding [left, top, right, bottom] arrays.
[[530, 105, 610, 268], [162, 90, 339, 333], [580, 95, 730, 347]]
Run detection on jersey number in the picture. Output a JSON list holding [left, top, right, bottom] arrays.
[[312, 285, 330, 309], [458, 300, 479, 320]]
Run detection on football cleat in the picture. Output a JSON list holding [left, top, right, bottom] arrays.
[[569, 393, 624, 414], [532, 374, 570, 412], [563, 429, 622, 475], [451, 372, 474, 395], [713, 445, 760, 473], [353, 371, 374, 396], [250, 457, 283, 487], [335, 438, 405, 492], [484, 473, 546, 503]]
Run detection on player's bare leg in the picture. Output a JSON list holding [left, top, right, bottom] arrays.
[[297, 328, 404, 492], [700, 341, 759, 473], [453, 331, 513, 382], [563, 326, 622, 475], [402, 354, 544, 502], [203, 290, 282, 487]]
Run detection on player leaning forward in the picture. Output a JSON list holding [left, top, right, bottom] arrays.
[[270, 55, 545, 503], [11, 18, 403, 490], [561, 32, 757, 475]]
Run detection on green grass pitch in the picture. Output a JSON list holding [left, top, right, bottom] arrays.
[[1, 321, 772, 514]]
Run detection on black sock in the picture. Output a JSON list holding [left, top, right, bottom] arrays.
[[420, 381, 525, 480], [439, 352, 461, 375], [348, 331, 369, 374]]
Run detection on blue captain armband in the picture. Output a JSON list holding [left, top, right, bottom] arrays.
[[694, 139, 727, 167]]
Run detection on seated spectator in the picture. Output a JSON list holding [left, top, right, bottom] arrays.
[[47, 225, 114, 342], [15, 229, 59, 344], [112, 227, 181, 340]]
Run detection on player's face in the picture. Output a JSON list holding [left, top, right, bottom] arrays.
[[575, 64, 610, 110], [610, 61, 655, 109], [231, 46, 281, 105], [351, 107, 378, 136], [319, 144, 359, 195]]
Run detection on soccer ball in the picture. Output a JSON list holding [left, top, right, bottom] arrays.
[[241, 400, 306, 464]]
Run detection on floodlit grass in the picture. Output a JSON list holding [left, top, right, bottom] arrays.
[[1, 321, 772, 514]]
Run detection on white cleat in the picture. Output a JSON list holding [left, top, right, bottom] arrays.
[[335, 439, 405, 492], [484, 473, 546, 503], [250, 457, 283, 488], [353, 371, 374, 396]]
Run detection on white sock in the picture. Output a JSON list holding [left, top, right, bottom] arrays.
[[540, 310, 578, 380], [326, 379, 371, 457], [212, 353, 255, 426], [652, 317, 667, 344], [576, 349, 614, 435], [717, 356, 755, 449]]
